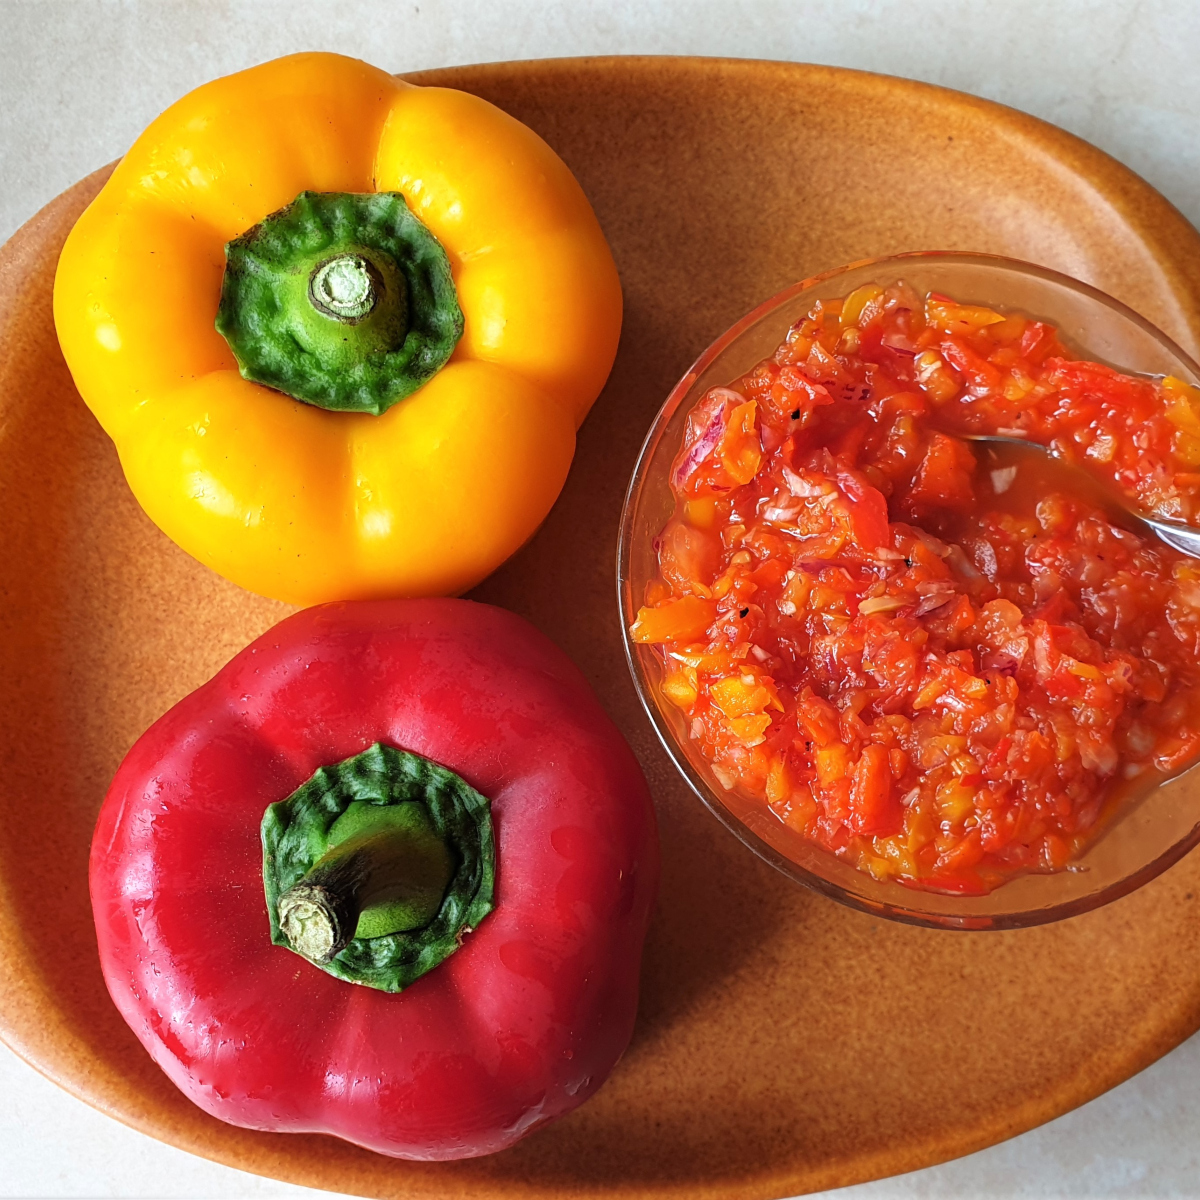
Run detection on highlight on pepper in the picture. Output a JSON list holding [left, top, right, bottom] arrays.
[[53, 52, 623, 604], [90, 599, 659, 1161]]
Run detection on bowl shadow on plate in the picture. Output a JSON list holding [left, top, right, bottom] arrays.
[[466, 286, 811, 1019], [460, 305, 838, 1187]]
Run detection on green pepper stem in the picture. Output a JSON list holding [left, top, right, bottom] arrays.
[[278, 822, 452, 964], [308, 254, 380, 323], [277, 880, 357, 964], [216, 191, 462, 415], [262, 745, 494, 992]]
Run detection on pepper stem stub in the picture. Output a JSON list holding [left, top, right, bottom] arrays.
[[309, 254, 379, 323], [278, 883, 355, 963], [262, 743, 495, 993], [216, 191, 463, 415]]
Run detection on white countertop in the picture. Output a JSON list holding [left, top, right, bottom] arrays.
[[3, 1, 1200, 1196]]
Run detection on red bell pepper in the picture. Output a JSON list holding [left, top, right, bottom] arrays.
[[90, 599, 659, 1160]]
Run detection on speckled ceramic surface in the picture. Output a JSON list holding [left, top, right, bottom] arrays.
[[2, 56, 1200, 1200]]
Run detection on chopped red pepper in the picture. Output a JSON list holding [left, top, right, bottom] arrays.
[[908, 432, 977, 509], [633, 281, 1200, 893]]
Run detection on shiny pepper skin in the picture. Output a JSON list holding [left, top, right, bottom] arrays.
[[90, 600, 659, 1159], [53, 53, 623, 603]]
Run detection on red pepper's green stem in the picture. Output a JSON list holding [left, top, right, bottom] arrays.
[[263, 743, 495, 992], [278, 808, 455, 964], [277, 881, 356, 964]]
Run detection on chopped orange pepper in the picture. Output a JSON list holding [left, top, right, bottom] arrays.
[[630, 595, 716, 644]]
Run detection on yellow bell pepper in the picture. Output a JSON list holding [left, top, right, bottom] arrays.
[[53, 52, 622, 603]]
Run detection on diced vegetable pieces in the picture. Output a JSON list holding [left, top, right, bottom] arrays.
[[908, 433, 976, 508], [630, 595, 716, 643], [926, 299, 1005, 335], [716, 400, 763, 484], [848, 745, 900, 835], [639, 281, 1200, 894]]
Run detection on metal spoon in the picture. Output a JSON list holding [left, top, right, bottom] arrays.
[[960, 434, 1200, 559]]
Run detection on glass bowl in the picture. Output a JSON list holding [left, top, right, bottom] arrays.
[[617, 251, 1200, 930]]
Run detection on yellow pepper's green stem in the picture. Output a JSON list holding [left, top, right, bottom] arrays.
[[308, 254, 383, 323], [216, 191, 462, 415]]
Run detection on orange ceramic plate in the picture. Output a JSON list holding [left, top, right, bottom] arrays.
[[2, 57, 1200, 1200]]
